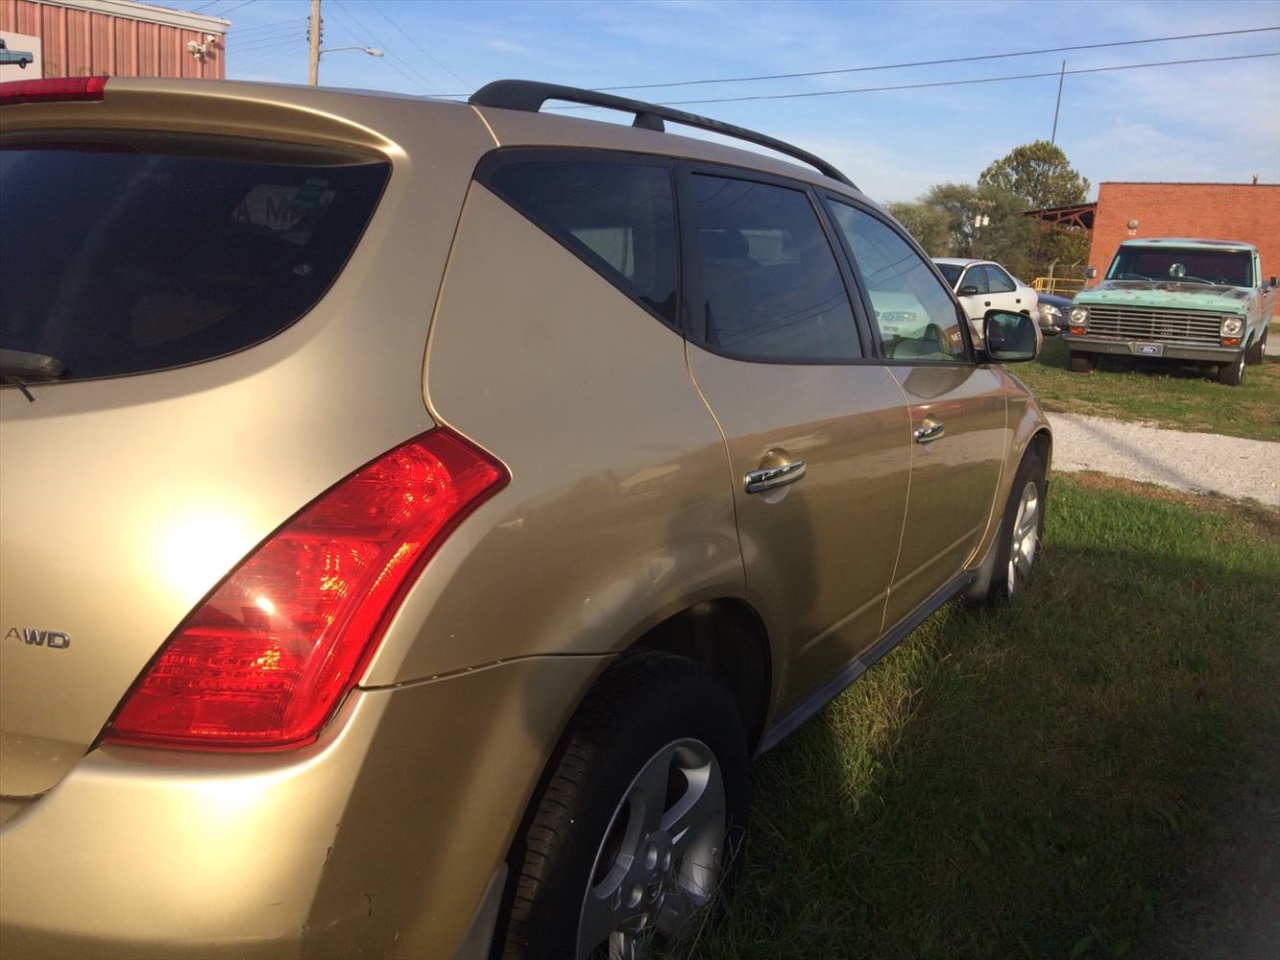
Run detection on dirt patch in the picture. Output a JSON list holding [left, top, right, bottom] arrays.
[[1063, 471, 1280, 542]]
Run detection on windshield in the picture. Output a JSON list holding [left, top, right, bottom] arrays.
[[1106, 247, 1253, 287], [0, 137, 389, 382]]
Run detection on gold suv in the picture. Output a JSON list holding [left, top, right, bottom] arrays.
[[0, 77, 1050, 959]]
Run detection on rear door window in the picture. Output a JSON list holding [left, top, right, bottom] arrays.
[[0, 136, 389, 381], [984, 265, 1016, 293], [687, 173, 860, 361]]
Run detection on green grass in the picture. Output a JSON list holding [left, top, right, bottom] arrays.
[[1012, 336, 1280, 443], [683, 476, 1280, 960]]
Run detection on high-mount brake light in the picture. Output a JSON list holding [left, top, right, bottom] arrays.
[[0, 76, 108, 107], [103, 429, 508, 752]]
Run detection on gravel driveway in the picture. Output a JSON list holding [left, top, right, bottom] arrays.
[[1047, 413, 1280, 507]]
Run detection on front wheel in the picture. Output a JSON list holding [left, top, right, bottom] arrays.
[[498, 652, 750, 960], [1068, 351, 1095, 374], [983, 450, 1047, 604], [1245, 329, 1267, 366], [1217, 351, 1245, 386]]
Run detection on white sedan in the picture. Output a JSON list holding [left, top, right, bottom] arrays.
[[933, 258, 1039, 331]]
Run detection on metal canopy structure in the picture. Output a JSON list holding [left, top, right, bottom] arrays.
[[1023, 202, 1096, 232]]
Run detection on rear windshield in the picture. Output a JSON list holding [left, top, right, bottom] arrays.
[[0, 136, 389, 381]]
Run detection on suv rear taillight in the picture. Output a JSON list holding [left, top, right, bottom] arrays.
[[0, 77, 107, 106], [103, 430, 508, 752]]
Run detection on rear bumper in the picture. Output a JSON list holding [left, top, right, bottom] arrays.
[[0, 655, 607, 959], [1062, 335, 1241, 364]]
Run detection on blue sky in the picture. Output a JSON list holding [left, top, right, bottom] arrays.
[[151, 0, 1279, 204]]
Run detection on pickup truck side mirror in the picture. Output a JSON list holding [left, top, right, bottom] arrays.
[[1085, 266, 1098, 280]]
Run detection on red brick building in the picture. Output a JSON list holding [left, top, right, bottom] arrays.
[[0, 0, 228, 81], [1087, 182, 1280, 285]]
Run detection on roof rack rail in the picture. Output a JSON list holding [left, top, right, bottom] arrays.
[[468, 80, 856, 189]]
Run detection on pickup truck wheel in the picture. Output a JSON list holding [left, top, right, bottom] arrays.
[[1068, 351, 1094, 374], [1245, 330, 1266, 365], [498, 652, 749, 960], [1217, 352, 1245, 386]]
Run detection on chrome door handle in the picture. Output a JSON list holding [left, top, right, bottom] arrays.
[[744, 458, 806, 494], [914, 420, 946, 443]]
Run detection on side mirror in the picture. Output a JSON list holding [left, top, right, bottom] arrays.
[[958, 285, 979, 296], [1085, 265, 1098, 280], [983, 310, 1038, 363], [1270, 276, 1277, 289]]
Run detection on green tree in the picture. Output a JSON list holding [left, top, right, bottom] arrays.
[[978, 140, 1090, 210], [886, 200, 949, 256], [892, 183, 1035, 274], [978, 141, 1091, 282]]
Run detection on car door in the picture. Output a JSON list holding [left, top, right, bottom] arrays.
[[984, 263, 1034, 315], [955, 263, 991, 323], [824, 200, 1008, 629], [679, 167, 913, 716]]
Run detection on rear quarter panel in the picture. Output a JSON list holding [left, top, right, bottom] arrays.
[[362, 181, 745, 686]]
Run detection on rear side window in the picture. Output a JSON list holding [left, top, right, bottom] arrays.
[[481, 156, 678, 326], [0, 137, 389, 381]]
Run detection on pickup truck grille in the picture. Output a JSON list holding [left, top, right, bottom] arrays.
[[1085, 305, 1223, 345]]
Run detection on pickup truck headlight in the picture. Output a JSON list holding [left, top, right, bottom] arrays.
[[1068, 305, 1088, 334], [1220, 316, 1245, 338]]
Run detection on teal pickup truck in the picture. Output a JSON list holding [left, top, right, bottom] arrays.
[[1064, 238, 1277, 386]]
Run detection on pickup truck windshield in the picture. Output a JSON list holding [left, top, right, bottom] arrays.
[[1106, 248, 1254, 287]]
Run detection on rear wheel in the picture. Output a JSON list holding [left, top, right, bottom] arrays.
[[499, 653, 750, 960], [1218, 351, 1245, 386], [1068, 351, 1094, 374]]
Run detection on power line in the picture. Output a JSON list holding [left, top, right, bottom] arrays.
[[234, 36, 306, 55], [656, 52, 1280, 107], [328, 0, 381, 48], [329, 0, 447, 94], [231, 29, 308, 50], [216, 0, 257, 16], [230, 18, 308, 39], [598, 26, 1280, 92], [368, 1, 470, 88]]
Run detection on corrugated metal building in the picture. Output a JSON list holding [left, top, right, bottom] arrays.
[[0, 0, 229, 81]]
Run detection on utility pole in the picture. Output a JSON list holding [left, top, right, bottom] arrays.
[[308, 0, 321, 86], [971, 199, 992, 258], [1050, 60, 1065, 145]]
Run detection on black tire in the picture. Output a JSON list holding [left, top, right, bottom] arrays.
[[1245, 329, 1266, 365], [983, 450, 1047, 605], [1217, 352, 1245, 386], [498, 652, 750, 960], [1068, 351, 1094, 374]]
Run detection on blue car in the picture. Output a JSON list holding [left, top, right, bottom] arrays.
[[0, 39, 35, 69], [1035, 291, 1074, 336]]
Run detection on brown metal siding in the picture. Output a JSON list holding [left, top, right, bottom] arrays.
[[0, 0, 225, 79]]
